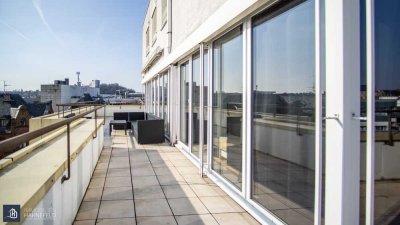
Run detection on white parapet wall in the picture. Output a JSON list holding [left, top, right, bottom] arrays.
[[22, 128, 103, 225], [0, 118, 104, 225]]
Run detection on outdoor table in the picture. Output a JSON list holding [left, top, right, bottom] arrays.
[[109, 120, 127, 135]]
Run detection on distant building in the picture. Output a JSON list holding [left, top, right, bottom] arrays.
[[0, 94, 53, 143], [40, 78, 100, 111]]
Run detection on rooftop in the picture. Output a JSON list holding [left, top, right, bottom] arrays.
[[73, 121, 260, 225]]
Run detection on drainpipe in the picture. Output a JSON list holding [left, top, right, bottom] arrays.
[[167, 0, 172, 53]]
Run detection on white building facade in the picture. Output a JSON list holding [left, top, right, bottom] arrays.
[[141, 0, 400, 224], [41, 83, 100, 111]]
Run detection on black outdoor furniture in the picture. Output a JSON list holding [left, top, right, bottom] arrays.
[[113, 112, 145, 129], [113, 112, 164, 144], [109, 120, 127, 135]]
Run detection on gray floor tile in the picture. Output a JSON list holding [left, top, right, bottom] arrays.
[[102, 187, 133, 200], [213, 213, 260, 225], [190, 184, 224, 197], [168, 197, 209, 215], [137, 216, 177, 225], [158, 174, 186, 186], [83, 188, 103, 202], [162, 185, 197, 199], [154, 166, 179, 176], [135, 198, 172, 217], [134, 185, 165, 199], [131, 166, 155, 177], [75, 201, 100, 220], [107, 168, 131, 177], [200, 196, 245, 214], [93, 169, 107, 178], [105, 176, 132, 187], [96, 218, 136, 225], [98, 200, 135, 218], [176, 214, 219, 225], [132, 176, 159, 188], [73, 220, 96, 225], [96, 162, 108, 170], [89, 177, 105, 189]]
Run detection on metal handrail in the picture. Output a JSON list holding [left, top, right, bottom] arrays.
[[56, 103, 104, 118], [0, 105, 105, 183]]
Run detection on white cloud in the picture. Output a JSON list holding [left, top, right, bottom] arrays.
[[0, 20, 31, 42], [32, 0, 64, 45]]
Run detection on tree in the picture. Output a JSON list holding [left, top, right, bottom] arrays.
[[99, 83, 135, 95]]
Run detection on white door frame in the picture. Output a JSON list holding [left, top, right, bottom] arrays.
[[324, 0, 361, 224]]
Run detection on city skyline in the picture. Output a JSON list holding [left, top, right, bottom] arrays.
[[0, 0, 147, 92]]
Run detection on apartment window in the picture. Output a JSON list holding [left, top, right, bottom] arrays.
[[192, 52, 201, 157], [145, 27, 149, 55], [360, 1, 400, 224], [163, 72, 169, 137], [203, 50, 209, 162], [212, 26, 243, 190], [152, 80, 156, 114], [180, 62, 189, 145], [151, 8, 157, 44], [158, 76, 162, 117], [162, 0, 167, 26], [251, 0, 316, 223]]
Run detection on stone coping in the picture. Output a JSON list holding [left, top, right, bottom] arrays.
[[0, 119, 104, 225]]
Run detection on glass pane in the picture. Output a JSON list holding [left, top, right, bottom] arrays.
[[212, 26, 243, 190], [373, 1, 400, 223], [203, 50, 209, 162], [192, 53, 201, 157], [155, 79, 158, 115], [152, 81, 155, 113], [251, 1, 315, 224], [180, 62, 189, 145], [159, 77, 162, 117], [360, 0, 367, 223], [164, 73, 169, 136]]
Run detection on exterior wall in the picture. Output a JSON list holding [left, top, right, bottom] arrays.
[[40, 85, 62, 111], [142, 0, 227, 76], [41, 84, 100, 111], [170, 0, 227, 51], [141, 0, 400, 225], [22, 128, 103, 225], [0, 100, 11, 117]]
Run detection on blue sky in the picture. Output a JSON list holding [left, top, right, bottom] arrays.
[[0, 0, 147, 92]]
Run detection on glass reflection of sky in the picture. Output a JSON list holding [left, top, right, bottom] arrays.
[[253, 0, 315, 94]]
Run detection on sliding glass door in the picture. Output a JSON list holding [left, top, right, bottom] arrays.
[[212, 26, 243, 190], [360, 1, 400, 224], [163, 72, 170, 137], [180, 62, 190, 145], [192, 53, 201, 157], [251, 0, 316, 224]]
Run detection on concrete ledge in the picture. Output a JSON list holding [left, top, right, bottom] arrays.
[[0, 119, 104, 225], [0, 119, 87, 170]]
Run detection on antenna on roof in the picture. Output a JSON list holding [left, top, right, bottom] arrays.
[[76, 72, 81, 87], [2, 80, 11, 94]]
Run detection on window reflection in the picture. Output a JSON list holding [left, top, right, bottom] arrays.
[[163, 73, 169, 136], [360, 1, 400, 224], [251, 1, 315, 224], [212, 26, 243, 190], [203, 50, 209, 161], [180, 62, 189, 145], [192, 53, 201, 157]]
